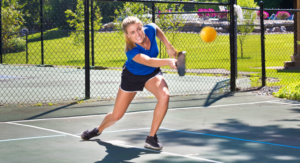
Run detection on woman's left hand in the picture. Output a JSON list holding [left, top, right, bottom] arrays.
[[166, 46, 177, 59]]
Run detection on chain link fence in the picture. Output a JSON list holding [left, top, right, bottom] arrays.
[[264, 9, 300, 88], [1, 0, 299, 105], [236, 7, 300, 90], [1, 0, 86, 104], [235, 7, 263, 90], [89, 1, 233, 100]]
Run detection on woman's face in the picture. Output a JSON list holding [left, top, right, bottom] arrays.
[[126, 23, 145, 44]]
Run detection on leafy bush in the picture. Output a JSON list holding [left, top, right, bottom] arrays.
[[273, 82, 300, 100], [275, 11, 291, 20], [7, 38, 26, 52], [158, 9, 172, 18], [257, 11, 269, 19]]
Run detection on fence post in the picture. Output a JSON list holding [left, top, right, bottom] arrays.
[[0, 1, 2, 64], [40, 0, 44, 65], [91, 1, 95, 66], [294, 0, 298, 56], [234, 8, 238, 79], [229, 0, 237, 91], [295, 0, 300, 55], [260, 1, 266, 87], [152, 3, 155, 23], [84, 0, 90, 99], [26, 31, 28, 64]]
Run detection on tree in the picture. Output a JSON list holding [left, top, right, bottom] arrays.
[[44, 0, 78, 30], [16, 0, 39, 31], [17, 0, 77, 31], [237, 0, 258, 58], [65, 0, 102, 47], [98, 1, 124, 24], [1, 0, 27, 53]]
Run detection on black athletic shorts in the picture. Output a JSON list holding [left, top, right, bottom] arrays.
[[120, 66, 163, 92]]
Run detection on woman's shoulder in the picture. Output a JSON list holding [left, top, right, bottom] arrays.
[[144, 23, 156, 30], [144, 23, 157, 38]]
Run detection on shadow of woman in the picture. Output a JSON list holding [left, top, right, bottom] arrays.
[[94, 139, 160, 163]]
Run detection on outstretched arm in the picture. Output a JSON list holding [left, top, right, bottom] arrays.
[[151, 23, 177, 58], [132, 53, 177, 69]]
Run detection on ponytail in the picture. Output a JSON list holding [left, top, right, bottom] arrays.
[[124, 33, 136, 52]]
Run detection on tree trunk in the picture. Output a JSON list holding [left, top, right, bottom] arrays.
[[239, 38, 243, 58]]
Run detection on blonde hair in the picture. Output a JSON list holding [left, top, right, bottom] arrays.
[[122, 16, 143, 52]]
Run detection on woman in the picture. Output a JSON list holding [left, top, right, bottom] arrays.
[[81, 16, 178, 150]]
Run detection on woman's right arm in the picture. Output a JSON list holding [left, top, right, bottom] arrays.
[[132, 53, 177, 69], [150, 23, 177, 59]]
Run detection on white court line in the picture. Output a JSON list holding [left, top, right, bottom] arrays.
[[266, 101, 300, 106], [6, 122, 79, 138], [1, 127, 150, 143], [1, 100, 280, 124], [5, 122, 222, 163], [0, 135, 64, 143], [166, 100, 281, 111]]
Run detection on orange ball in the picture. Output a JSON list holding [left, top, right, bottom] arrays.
[[200, 26, 217, 43]]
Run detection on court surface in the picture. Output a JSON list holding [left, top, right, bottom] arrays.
[[1, 92, 300, 163]]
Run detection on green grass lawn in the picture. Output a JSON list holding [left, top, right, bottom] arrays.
[[2, 29, 299, 87]]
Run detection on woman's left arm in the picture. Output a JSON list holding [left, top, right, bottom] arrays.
[[151, 23, 177, 58]]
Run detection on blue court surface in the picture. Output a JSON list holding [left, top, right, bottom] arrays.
[[1, 92, 300, 163]]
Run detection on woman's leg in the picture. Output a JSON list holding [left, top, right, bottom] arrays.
[[144, 75, 170, 136], [98, 88, 136, 133]]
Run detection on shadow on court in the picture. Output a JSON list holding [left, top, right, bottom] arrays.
[[93, 139, 206, 163], [203, 79, 233, 106], [94, 140, 157, 163], [25, 102, 81, 120], [121, 119, 300, 162]]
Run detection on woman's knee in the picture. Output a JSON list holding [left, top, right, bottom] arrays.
[[158, 89, 170, 102], [110, 112, 124, 122]]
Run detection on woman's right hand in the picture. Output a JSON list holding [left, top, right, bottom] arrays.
[[166, 47, 177, 59], [168, 59, 177, 69]]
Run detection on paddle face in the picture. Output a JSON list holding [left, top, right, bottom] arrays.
[[176, 51, 186, 76]]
